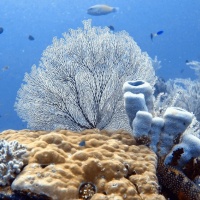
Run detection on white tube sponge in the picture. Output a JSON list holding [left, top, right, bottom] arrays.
[[159, 107, 193, 156], [149, 117, 164, 153], [124, 92, 148, 128], [164, 133, 200, 168], [123, 80, 154, 113], [132, 110, 152, 139]]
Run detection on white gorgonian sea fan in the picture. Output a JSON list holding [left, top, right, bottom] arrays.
[[15, 19, 156, 131]]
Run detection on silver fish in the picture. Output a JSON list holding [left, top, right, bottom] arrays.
[[87, 4, 118, 16]]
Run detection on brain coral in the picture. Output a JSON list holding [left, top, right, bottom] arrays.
[[0, 129, 165, 200]]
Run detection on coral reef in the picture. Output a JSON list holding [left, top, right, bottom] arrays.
[[186, 60, 200, 78], [132, 111, 152, 140], [78, 182, 97, 200], [123, 79, 200, 199], [0, 140, 27, 186], [14, 19, 156, 131], [157, 78, 200, 122], [123, 92, 148, 128], [123, 80, 194, 157], [0, 186, 51, 200], [157, 158, 200, 200], [0, 129, 165, 200], [165, 133, 200, 168], [123, 80, 154, 114], [159, 107, 193, 156]]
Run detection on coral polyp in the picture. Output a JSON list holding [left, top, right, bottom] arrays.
[[78, 182, 97, 200]]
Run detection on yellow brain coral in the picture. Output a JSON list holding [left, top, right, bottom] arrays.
[[0, 129, 165, 200]]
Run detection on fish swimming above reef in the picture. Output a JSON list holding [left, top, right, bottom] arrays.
[[107, 25, 115, 31], [28, 35, 35, 41], [0, 27, 4, 34], [79, 140, 86, 147], [2, 66, 9, 71], [185, 59, 200, 67], [150, 30, 164, 41], [185, 60, 189, 64], [87, 4, 118, 16]]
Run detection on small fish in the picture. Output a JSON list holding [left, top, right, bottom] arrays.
[[185, 60, 189, 64], [28, 35, 35, 41], [79, 140, 86, 147], [87, 4, 118, 16], [150, 30, 164, 41], [185, 60, 200, 66], [108, 25, 114, 31], [0, 27, 3, 34], [2, 66, 9, 71]]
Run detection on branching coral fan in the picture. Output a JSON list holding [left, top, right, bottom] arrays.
[[14, 19, 156, 132]]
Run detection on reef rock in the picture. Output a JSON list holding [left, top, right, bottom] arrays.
[[0, 129, 165, 200]]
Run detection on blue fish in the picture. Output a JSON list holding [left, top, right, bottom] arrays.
[[0, 27, 3, 34], [108, 25, 115, 31], [157, 31, 164, 35], [87, 4, 118, 16], [28, 35, 35, 41], [79, 140, 86, 147], [150, 30, 164, 41]]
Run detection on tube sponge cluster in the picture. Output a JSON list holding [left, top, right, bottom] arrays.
[[123, 80, 194, 157], [0, 140, 27, 186], [165, 133, 200, 168]]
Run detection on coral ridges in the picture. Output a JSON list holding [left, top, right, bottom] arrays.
[[0, 129, 165, 200]]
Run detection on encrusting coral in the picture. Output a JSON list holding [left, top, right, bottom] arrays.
[[0, 129, 165, 200]]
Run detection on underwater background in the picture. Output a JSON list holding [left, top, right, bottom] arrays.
[[0, 0, 200, 131]]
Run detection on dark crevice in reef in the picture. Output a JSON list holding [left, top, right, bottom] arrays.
[[0, 186, 51, 200], [159, 185, 179, 200], [133, 183, 141, 197]]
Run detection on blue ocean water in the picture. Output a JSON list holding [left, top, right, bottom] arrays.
[[0, 0, 199, 131]]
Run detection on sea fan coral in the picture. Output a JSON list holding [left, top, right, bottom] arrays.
[[15, 19, 156, 131]]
